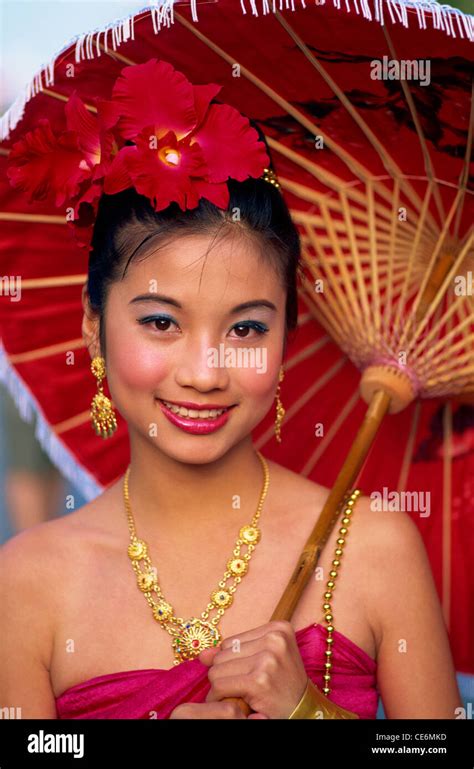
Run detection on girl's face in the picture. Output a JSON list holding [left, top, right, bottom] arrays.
[[97, 231, 287, 465]]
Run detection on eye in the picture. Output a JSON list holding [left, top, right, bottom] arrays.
[[138, 315, 179, 333], [229, 321, 269, 339]]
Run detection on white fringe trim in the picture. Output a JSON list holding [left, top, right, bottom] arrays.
[[1, 0, 473, 142], [0, 340, 103, 501]]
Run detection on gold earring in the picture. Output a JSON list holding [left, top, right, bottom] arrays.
[[274, 365, 285, 443], [90, 356, 118, 439]]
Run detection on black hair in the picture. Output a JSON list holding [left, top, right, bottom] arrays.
[[86, 121, 301, 357]]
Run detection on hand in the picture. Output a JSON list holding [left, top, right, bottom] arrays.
[[168, 701, 248, 718], [198, 620, 309, 719]]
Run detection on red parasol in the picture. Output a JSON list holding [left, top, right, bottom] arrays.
[[0, 0, 473, 676]]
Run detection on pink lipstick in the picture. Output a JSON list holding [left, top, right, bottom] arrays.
[[157, 399, 236, 435]]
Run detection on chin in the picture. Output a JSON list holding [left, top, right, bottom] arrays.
[[155, 439, 234, 466]]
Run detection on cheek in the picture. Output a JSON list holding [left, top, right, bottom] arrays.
[[237, 354, 281, 403], [105, 325, 170, 392]]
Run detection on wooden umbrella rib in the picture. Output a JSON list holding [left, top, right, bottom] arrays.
[[398, 193, 465, 353], [391, 181, 435, 350], [382, 178, 399, 340], [340, 270, 407, 293], [96, 39, 136, 66], [367, 180, 380, 340], [301, 250, 354, 342], [300, 273, 346, 348], [296, 311, 313, 327], [269, 141, 423, 229], [294, 203, 412, 238], [442, 403, 453, 629], [298, 278, 346, 345], [341, 189, 382, 334], [302, 241, 374, 345], [283, 334, 333, 370], [397, 400, 421, 492], [19, 275, 87, 289], [8, 338, 85, 363], [273, 10, 440, 235], [279, 357, 348, 422], [300, 234, 408, 252], [458, 298, 474, 353], [40, 87, 97, 113], [313, 203, 365, 336], [404, 230, 474, 356], [301, 388, 361, 476], [270, 144, 373, 204], [415, 310, 473, 369], [253, 356, 347, 451], [453, 77, 473, 241], [54, 410, 92, 435], [427, 382, 470, 398], [382, 26, 446, 224], [0, 212, 66, 224], [297, 215, 417, 244], [301, 251, 410, 276], [172, 11, 405, 202], [426, 363, 474, 389], [301, 242, 414, 262], [426, 360, 474, 387], [426, 348, 474, 379]]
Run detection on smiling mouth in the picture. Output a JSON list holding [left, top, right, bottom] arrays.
[[157, 399, 236, 420]]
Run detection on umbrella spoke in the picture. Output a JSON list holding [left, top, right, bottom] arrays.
[[301, 388, 361, 476], [8, 338, 85, 364]]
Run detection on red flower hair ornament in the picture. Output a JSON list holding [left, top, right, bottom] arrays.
[[6, 58, 278, 251]]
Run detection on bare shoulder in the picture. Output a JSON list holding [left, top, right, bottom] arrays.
[[265, 458, 330, 516], [347, 499, 462, 716], [0, 485, 111, 568], [265, 457, 405, 549], [0, 477, 124, 623], [266, 460, 434, 634], [270, 458, 426, 550], [0, 481, 123, 712], [0, 510, 97, 718]]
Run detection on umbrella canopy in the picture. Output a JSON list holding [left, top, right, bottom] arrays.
[[0, 0, 473, 674]]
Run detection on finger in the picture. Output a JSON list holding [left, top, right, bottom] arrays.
[[205, 673, 254, 703], [219, 620, 293, 653], [170, 701, 247, 719], [209, 626, 294, 673], [198, 646, 221, 667]]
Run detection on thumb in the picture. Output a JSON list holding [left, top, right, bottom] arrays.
[[198, 645, 221, 667], [247, 712, 270, 719]]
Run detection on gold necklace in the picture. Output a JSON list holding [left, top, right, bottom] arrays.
[[124, 450, 270, 665]]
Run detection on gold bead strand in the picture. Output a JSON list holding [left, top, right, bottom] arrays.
[[321, 489, 361, 697]]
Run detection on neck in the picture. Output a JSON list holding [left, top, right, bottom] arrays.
[[122, 433, 269, 537]]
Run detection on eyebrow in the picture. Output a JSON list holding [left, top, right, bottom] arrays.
[[129, 294, 277, 314]]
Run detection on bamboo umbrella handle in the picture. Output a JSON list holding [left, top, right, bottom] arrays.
[[221, 388, 392, 718]]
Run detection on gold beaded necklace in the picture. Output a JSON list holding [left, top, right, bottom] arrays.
[[320, 488, 361, 696], [124, 450, 270, 665]]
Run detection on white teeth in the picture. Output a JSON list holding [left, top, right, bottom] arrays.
[[162, 401, 227, 419]]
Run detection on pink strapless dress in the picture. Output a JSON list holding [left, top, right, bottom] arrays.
[[55, 623, 379, 719]]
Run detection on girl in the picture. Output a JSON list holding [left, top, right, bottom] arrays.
[[0, 78, 462, 721]]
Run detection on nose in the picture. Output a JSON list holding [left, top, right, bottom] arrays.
[[174, 334, 230, 392]]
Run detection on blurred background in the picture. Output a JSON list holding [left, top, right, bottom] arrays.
[[0, 1, 151, 539], [1, 0, 473, 717]]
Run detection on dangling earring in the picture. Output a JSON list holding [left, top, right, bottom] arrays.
[[274, 365, 285, 443], [90, 356, 118, 439]]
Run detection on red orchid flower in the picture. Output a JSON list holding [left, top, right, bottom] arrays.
[[7, 56, 271, 243], [102, 58, 269, 211], [7, 92, 119, 215], [6, 119, 90, 207]]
